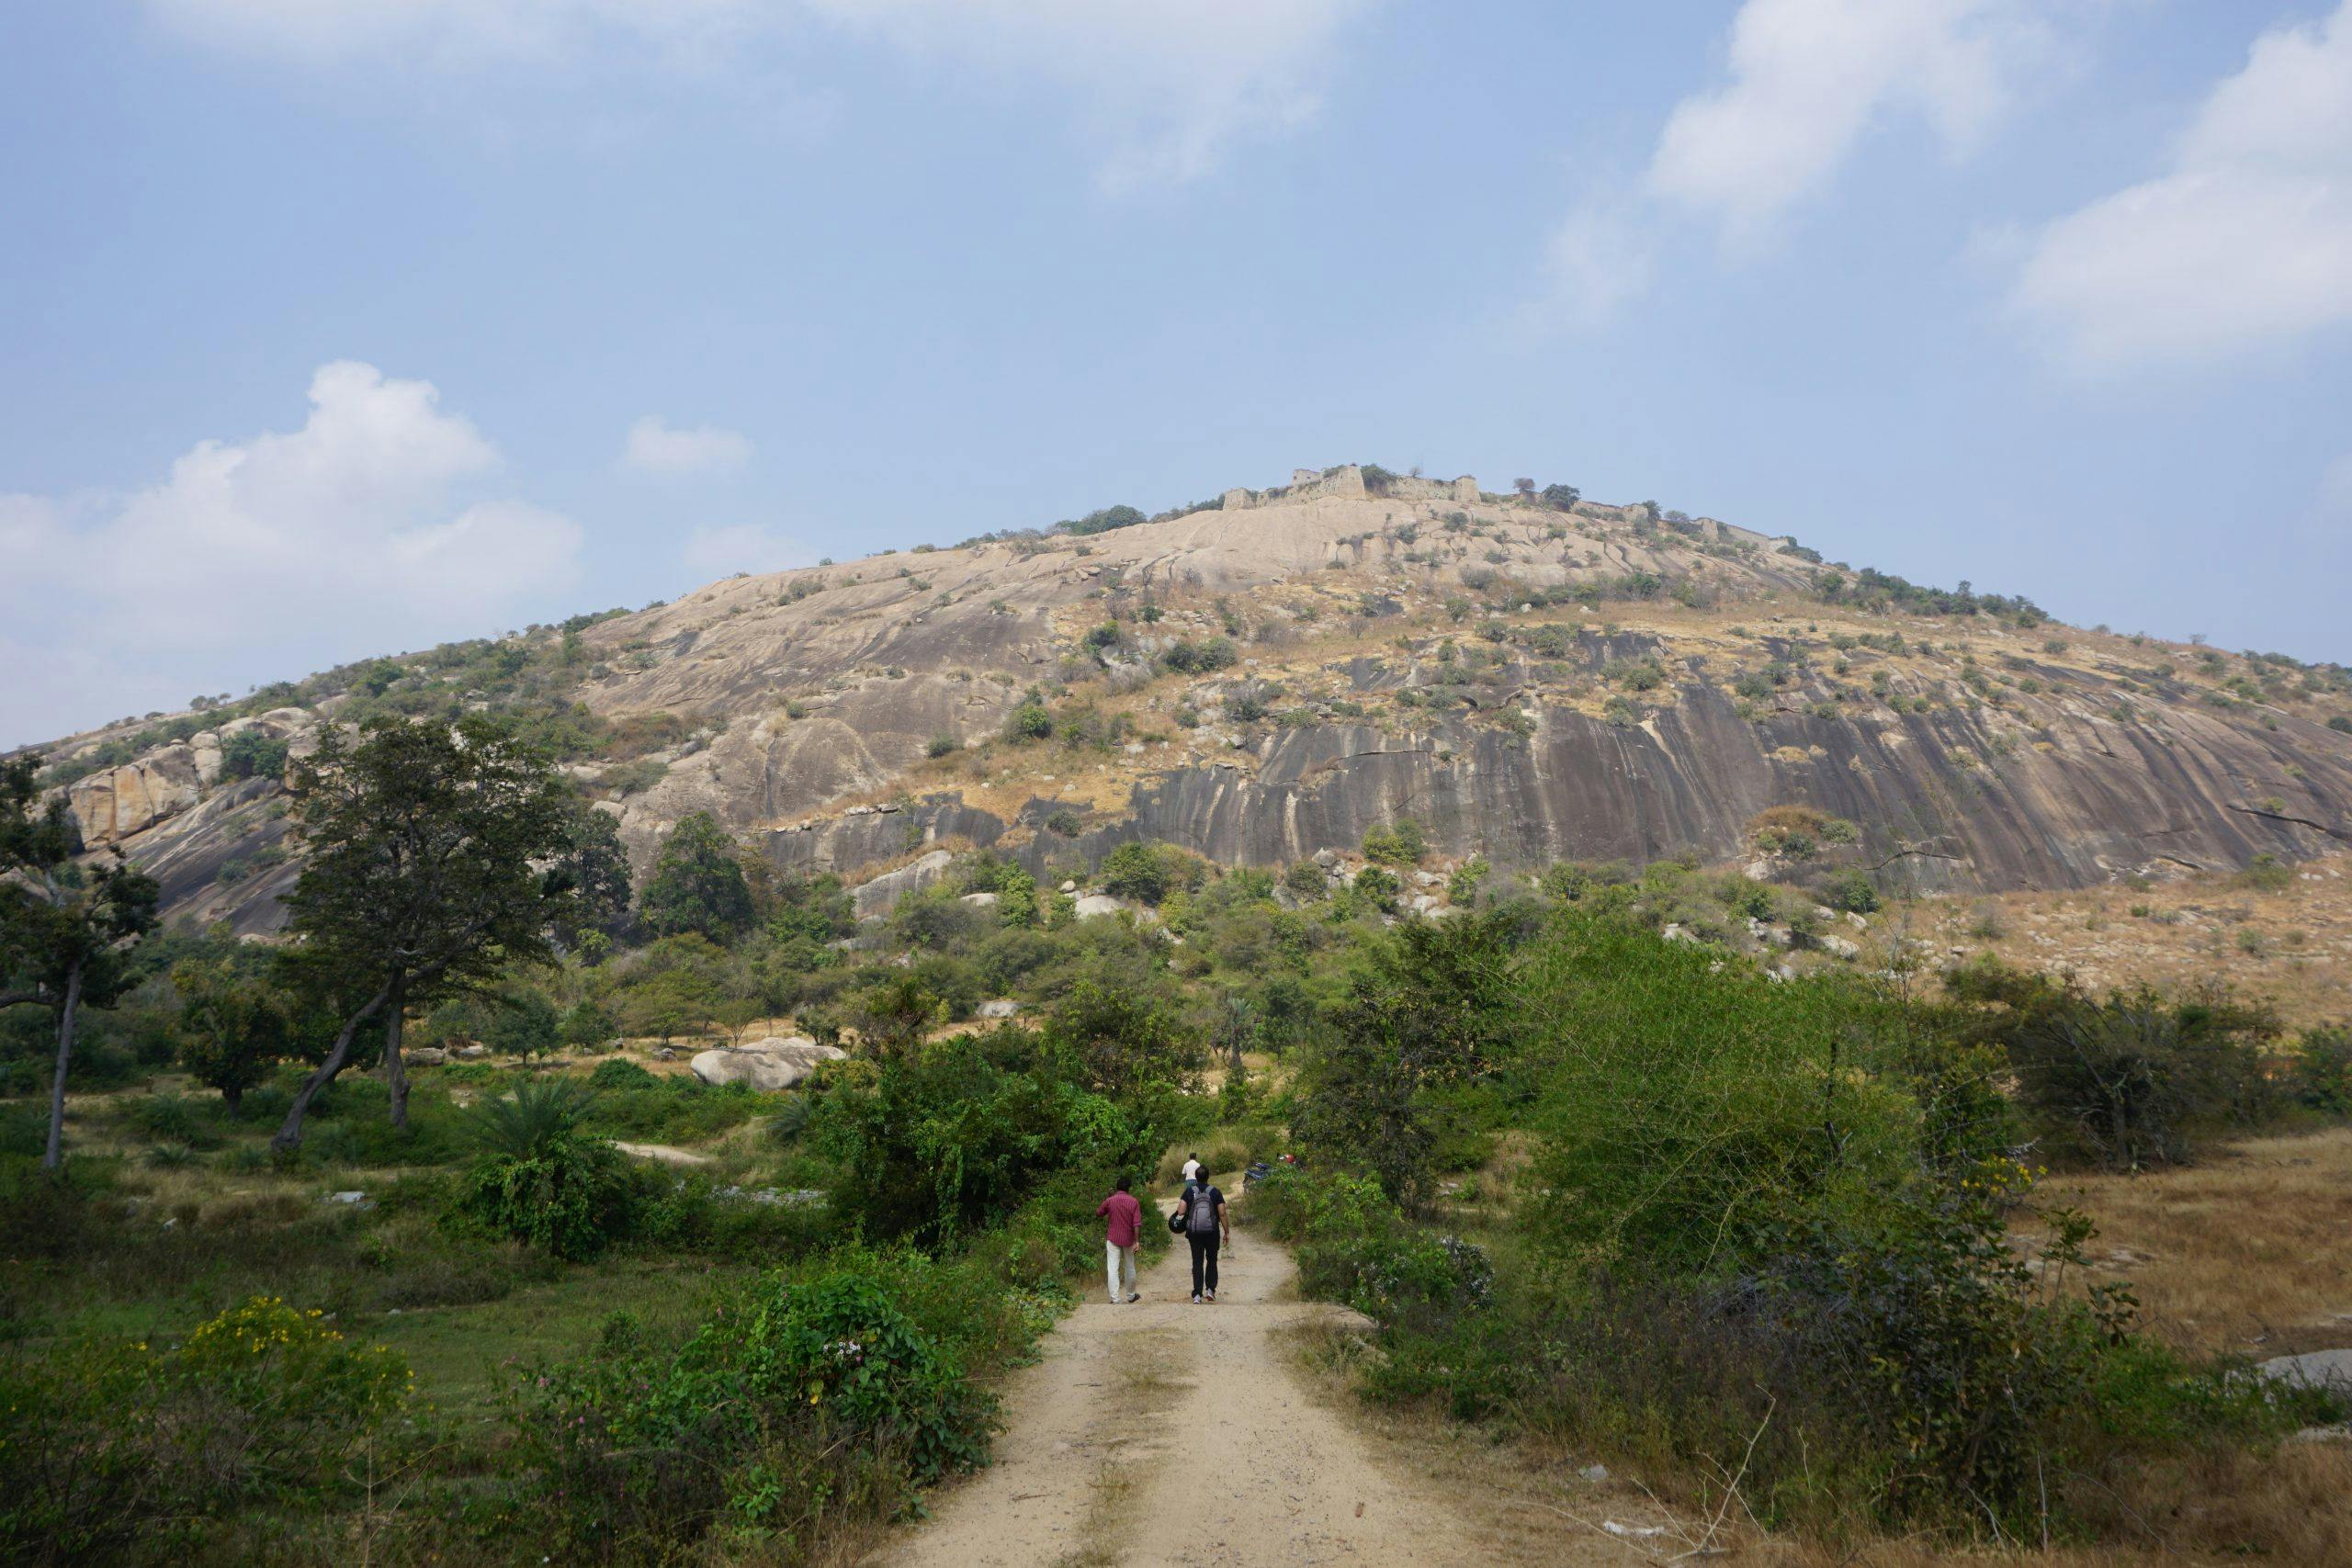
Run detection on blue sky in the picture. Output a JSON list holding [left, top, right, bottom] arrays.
[[5, 1, 2350, 747]]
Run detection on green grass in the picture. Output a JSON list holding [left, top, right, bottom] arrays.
[[367, 1258, 754, 1420]]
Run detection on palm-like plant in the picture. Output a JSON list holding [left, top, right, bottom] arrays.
[[466, 1077, 598, 1159], [767, 1093, 811, 1146]]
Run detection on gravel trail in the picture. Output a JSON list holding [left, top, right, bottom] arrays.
[[870, 1206, 1502, 1567]]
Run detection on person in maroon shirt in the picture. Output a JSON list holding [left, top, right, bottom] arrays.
[[1096, 1175, 1143, 1303]]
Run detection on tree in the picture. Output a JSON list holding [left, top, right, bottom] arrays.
[[1292, 911, 1521, 1203], [553, 807, 634, 947], [218, 728, 290, 782], [0, 758, 161, 1168], [270, 716, 578, 1151], [1540, 483, 1580, 511], [1044, 981, 1197, 1102], [173, 953, 291, 1115], [855, 974, 941, 1059], [1512, 478, 1536, 500], [483, 987, 562, 1059], [638, 812, 755, 942]]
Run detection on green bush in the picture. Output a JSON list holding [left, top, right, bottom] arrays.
[[1823, 867, 1880, 914], [1250, 1168, 1490, 1326], [2006, 989, 2277, 1169], [2290, 1027, 2352, 1115], [1521, 914, 1917, 1270], [588, 1056, 660, 1091], [503, 1258, 1004, 1560], [811, 1022, 1173, 1245], [1360, 819, 1427, 866], [0, 1296, 408, 1562], [455, 1135, 635, 1260]]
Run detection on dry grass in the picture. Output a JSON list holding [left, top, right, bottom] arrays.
[[1899, 852, 2352, 1028], [2025, 1126, 2352, 1358]]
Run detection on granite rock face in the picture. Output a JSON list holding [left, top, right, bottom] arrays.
[[24, 467, 2352, 933]]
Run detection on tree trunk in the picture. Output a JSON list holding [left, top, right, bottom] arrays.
[[383, 973, 411, 1130], [271, 985, 393, 1155], [222, 1082, 243, 1118], [42, 962, 84, 1171]]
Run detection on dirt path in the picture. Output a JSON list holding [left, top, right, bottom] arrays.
[[871, 1213, 1569, 1568]]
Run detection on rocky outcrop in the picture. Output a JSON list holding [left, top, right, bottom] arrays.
[[850, 849, 956, 920], [28, 463, 2352, 936], [689, 1037, 848, 1090], [69, 745, 203, 842]]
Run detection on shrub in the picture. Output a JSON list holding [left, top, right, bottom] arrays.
[[1251, 1169, 1492, 1325], [504, 1260, 1001, 1561], [810, 1022, 1175, 1245], [1160, 637, 1237, 675], [455, 1135, 635, 1260], [1098, 841, 1202, 906], [465, 1076, 597, 1157], [1003, 701, 1053, 742], [2006, 990, 2278, 1170], [1823, 868, 1880, 914], [2287, 1027, 2352, 1116], [2238, 852, 2295, 894], [1360, 819, 1426, 866], [217, 728, 291, 782], [0, 1296, 408, 1562], [588, 1056, 660, 1091]]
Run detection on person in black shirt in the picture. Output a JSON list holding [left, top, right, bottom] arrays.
[[1179, 1168, 1228, 1303]]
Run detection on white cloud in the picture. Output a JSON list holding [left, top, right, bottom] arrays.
[[147, 0, 1371, 186], [1532, 193, 1657, 330], [2012, 3, 2352, 372], [0, 362, 582, 746], [1532, 0, 2054, 328], [1650, 0, 2051, 244], [802, 0, 1368, 190], [622, 416, 753, 477], [681, 523, 805, 580]]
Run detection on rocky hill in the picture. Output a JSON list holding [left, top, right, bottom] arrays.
[[22, 464, 2352, 933]]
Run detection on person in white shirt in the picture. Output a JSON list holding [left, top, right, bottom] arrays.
[[1181, 1152, 1200, 1183]]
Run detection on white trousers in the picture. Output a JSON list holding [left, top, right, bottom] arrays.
[[1105, 1240, 1137, 1303]]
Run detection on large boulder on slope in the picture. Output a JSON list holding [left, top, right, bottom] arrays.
[[851, 849, 956, 920], [689, 1036, 848, 1091]]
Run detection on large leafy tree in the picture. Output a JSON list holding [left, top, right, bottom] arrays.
[[0, 757, 161, 1168], [173, 952, 295, 1115], [553, 805, 634, 949], [638, 811, 755, 942], [270, 716, 579, 1151], [1291, 910, 1522, 1204]]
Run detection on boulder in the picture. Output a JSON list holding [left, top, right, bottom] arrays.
[[690, 1036, 848, 1091], [190, 731, 224, 788], [851, 849, 956, 920], [404, 1046, 449, 1066], [1818, 935, 1862, 961], [1451, 476, 1479, 502], [68, 745, 203, 842], [977, 998, 1020, 1021], [2260, 1348, 2352, 1393], [1073, 893, 1132, 920], [960, 891, 1000, 908]]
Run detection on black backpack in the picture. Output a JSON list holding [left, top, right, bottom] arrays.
[[1184, 1184, 1219, 1235]]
